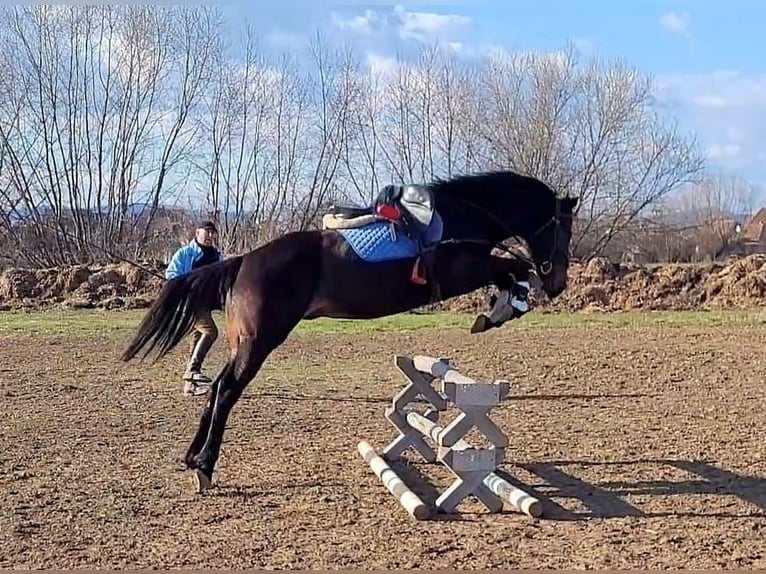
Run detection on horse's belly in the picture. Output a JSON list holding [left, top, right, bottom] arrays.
[[308, 253, 428, 319]]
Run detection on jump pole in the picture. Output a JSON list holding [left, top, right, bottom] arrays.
[[357, 440, 430, 520]]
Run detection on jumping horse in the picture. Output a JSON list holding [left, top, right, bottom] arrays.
[[120, 170, 579, 492]]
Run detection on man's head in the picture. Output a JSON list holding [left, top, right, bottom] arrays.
[[195, 220, 218, 247]]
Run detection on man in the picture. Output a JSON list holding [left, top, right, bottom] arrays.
[[165, 220, 224, 396]]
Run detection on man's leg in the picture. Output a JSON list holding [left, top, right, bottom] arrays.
[[183, 312, 218, 394]]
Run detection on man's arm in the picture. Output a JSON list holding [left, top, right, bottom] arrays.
[[165, 246, 191, 280]]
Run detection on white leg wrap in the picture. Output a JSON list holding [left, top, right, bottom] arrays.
[[512, 298, 529, 313], [488, 281, 530, 325], [511, 281, 530, 313]]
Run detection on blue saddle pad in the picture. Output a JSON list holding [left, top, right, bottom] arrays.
[[338, 212, 443, 263]]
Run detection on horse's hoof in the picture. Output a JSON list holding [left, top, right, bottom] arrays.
[[470, 315, 490, 334], [190, 468, 213, 493]]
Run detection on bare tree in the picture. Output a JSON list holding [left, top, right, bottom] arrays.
[[133, 5, 225, 250], [0, 4, 226, 265], [290, 32, 359, 231], [340, 62, 384, 205], [0, 9, 717, 269], [429, 49, 481, 177], [473, 45, 705, 257], [196, 23, 276, 253]]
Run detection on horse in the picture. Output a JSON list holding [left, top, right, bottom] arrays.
[[119, 170, 579, 492]]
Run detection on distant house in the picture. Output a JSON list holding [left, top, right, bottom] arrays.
[[741, 207, 766, 244], [718, 207, 766, 257]]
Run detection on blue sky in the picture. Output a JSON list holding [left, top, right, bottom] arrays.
[[217, 0, 765, 196]]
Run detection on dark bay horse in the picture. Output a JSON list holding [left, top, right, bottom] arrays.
[[120, 170, 578, 491]]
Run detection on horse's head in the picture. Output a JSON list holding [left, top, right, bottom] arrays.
[[524, 193, 578, 298], [430, 170, 578, 299]]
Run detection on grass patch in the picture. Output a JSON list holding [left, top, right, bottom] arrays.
[[0, 308, 474, 336], [2, 306, 766, 336], [520, 308, 766, 328]]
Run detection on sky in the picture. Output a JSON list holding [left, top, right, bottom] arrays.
[[217, 0, 766, 198]]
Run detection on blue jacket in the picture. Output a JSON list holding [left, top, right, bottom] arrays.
[[165, 240, 224, 280]]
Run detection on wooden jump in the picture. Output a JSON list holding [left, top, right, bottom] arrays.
[[406, 411, 541, 517], [357, 354, 542, 520]]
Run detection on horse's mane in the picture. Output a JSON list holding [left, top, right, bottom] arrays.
[[427, 170, 557, 204], [420, 170, 562, 244]]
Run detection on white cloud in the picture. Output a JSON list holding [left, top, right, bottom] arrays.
[[392, 5, 471, 41], [707, 144, 742, 162], [692, 94, 729, 109], [331, 5, 471, 42], [654, 70, 766, 178], [660, 11, 692, 37], [572, 36, 596, 55], [658, 70, 766, 113], [330, 10, 381, 35], [366, 52, 399, 81]]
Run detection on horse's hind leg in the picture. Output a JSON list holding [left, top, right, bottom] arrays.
[[183, 360, 233, 469], [186, 308, 303, 491], [190, 329, 299, 490], [181, 236, 322, 491], [183, 306, 241, 469]]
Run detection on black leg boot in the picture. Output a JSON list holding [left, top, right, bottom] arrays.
[[183, 332, 215, 396]]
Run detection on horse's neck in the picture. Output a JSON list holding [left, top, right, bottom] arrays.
[[439, 192, 536, 244]]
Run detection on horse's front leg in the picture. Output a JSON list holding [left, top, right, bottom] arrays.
[[470, 256, 533, 334]]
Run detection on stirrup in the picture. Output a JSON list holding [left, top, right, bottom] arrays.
[[410, 257, 427, 285]]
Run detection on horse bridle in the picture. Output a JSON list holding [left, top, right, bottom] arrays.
[[529, 198, 566, 277], [441, 194, 569, 278]]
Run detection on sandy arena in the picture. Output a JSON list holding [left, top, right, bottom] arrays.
[[1, 316, 765, 569]]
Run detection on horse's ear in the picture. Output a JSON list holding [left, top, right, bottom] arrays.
[[563, 195, 579, 211]]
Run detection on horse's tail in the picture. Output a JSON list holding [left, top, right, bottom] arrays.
[[120, 255, 244, 363]]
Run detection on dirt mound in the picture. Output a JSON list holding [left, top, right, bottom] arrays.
[[540, 254, 766, 312], [424, 254, 766, 313], [3, 255, 766, 313], [0, 261, 165, 311]]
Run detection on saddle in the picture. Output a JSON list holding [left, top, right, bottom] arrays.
[[322, 184, 438, 286]]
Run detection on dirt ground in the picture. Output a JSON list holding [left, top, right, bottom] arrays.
[[2, 322, 766, 569]]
